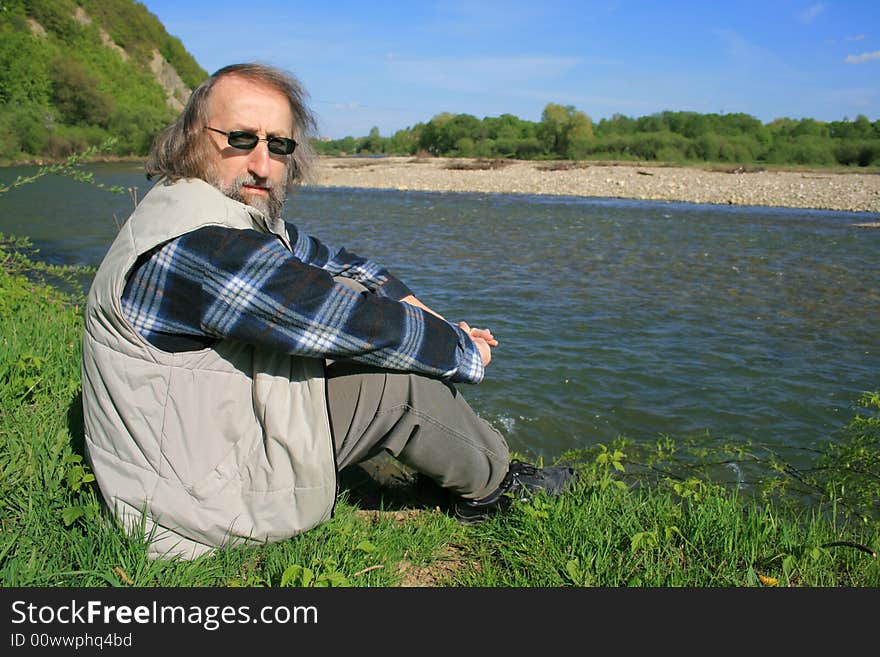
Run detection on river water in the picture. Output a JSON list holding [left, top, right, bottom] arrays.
[[2, 162, 879, 463]]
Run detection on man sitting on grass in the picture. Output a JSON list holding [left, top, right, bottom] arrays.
[[81, 62, 575, 560]]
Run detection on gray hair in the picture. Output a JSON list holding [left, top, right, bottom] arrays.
[[145, 63, 317, 187]]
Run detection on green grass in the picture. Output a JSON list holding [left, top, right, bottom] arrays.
[[1, 236, 878, 588]]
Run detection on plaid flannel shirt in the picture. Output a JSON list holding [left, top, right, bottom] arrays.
[[120, 223, 484, 384]]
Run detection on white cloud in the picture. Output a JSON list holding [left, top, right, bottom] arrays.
[[845, 50, 880, 64], [798, 3, 825, 24], [845, 34, 866, 42]]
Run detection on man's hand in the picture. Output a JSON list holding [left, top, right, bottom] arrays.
[[401, 295, 498, 366], [458, 321, 495, 367], [459, 322, 498, 347]]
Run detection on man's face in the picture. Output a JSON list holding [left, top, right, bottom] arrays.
[[204, 75, 293, 219]]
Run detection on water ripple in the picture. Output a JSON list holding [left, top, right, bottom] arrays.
[[2, 164, 878, 460]]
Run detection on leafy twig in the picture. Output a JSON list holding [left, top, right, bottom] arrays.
[[0, 139, 125, 196]]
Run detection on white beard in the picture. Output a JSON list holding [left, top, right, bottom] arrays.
[[212, 173, 287, 220]]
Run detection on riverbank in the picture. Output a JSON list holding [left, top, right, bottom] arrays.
[[311, 156, 880, 215], [4, 153, 878, 215]]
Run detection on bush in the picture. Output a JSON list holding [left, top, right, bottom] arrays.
[[690, 134, 764, 163], [454, 137, 476, 156], [0, 29, 54, 107], [766, 138, 837, 166], [106, 103, 173, 155], [50, 58, 115, 128], [515, 137, 543, 159], [43, 125, 109, 159], [834, 139, 880, 167], [627, 132, 689, 160], [0, 105, 53, 158]]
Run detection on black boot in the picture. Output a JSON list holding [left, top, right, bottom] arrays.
[[453, 460, 576, 523]]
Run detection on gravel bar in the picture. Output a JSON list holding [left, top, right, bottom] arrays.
[[310, 156, 880, 217]]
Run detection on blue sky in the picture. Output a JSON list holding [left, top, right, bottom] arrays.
[[139, 0, 880, 139]]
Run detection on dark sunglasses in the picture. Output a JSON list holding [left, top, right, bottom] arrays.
[[204, 127, 297, 155]]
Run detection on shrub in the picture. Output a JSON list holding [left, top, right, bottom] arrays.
[[834, 139, 880, 167], [50, 58, 115, 128], [766, 138, 837, 166]]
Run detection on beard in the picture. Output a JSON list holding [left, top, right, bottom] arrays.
[[214, 173, 287, 221]]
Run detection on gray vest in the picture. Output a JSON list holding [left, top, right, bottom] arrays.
[[81, 178, 336, 560]]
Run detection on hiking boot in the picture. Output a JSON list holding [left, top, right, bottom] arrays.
[[453, 460, 577, 524]]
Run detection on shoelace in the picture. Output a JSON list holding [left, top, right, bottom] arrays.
[[510, 461, 540, 479], [506, 462, 544, 500], [514, 461, 539, 475]]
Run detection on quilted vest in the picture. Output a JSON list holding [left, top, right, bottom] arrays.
[[81, 178, 336, 560]]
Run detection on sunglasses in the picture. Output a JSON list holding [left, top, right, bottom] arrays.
[[204, 127, 297, 155]]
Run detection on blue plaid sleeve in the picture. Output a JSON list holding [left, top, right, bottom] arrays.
[[121, 225, 484, 384], [285, 221, 413, 300]]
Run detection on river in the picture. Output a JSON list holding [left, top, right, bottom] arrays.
[[2, 162, 879, 464]]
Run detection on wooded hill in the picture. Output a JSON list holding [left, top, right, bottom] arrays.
[[0, 0, 206, 161], [2, 0, 878, 169]]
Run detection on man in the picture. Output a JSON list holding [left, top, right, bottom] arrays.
[[81, 63, 574, 560]]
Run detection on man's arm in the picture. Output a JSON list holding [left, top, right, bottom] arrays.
[[122, 226, 488, 383], [289, 221, 499, 358], [400, 294, 498, 350], [286, 221, 412, 300]]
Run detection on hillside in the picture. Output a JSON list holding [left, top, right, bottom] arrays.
[[0, 0, 207, 161]]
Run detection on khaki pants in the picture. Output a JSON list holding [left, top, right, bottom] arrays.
[[325, 280, 509, 500]]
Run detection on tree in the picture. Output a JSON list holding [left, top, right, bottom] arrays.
[[443, 114, 483, 154], [358, 126, 384, 154], [789, 118, 829, 139], [538, 103, 569, 154], [539, 103, 593, 157], [830, 115, 874, 140], [417, 112, 454, 154], [386, 128, 418, 155], [484, 113, 533, 141], [50, 58, 115, 128], [596, 113, 637, 136], [0, 30, 53, 107], [565, 111, 594, 159]]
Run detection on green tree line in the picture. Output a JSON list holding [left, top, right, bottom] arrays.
[[315, 105, 880, 168]]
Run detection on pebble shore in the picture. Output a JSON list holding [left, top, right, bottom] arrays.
[[310, 156, 880, 219]]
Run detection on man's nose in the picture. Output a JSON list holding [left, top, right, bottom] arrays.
[[246, 141, 272, 179]]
